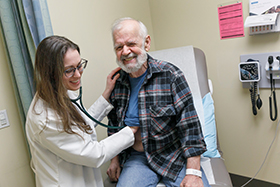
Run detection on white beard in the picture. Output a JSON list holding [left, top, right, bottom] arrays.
[[116, 49, 147, 73]]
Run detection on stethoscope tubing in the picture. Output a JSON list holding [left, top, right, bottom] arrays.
[[71, 87, 124, 129]]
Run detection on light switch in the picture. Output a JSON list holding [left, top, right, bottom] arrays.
[[0, 110, 10, 129]]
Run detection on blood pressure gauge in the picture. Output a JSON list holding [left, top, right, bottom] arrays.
[[239, 61, 260, 82]]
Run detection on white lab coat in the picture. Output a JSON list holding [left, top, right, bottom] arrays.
[[25, 90, 134, 187]]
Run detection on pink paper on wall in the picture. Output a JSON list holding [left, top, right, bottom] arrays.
[[218, 2, 244, 39]]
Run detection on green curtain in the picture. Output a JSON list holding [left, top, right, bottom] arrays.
[[22, 0, 53, 47], [0, 0, 53, 128]]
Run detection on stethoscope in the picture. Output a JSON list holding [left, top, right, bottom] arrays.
[[70, 86, 124, 129]]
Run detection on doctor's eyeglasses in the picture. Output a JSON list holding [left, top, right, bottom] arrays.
[[64, 59, 88, 78]]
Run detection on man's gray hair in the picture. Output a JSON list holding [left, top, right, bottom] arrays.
[[111, 17, 148, 41]]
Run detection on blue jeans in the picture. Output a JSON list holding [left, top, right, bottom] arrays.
[[117, 150, 211, 187]]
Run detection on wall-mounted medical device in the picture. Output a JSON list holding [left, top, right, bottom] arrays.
[[239, 61, 262, 115], [244, 13, 280, 35], [266, 56, 278, 121], [240, 53, 279, 120], [265, 56, 280, 79], [244, 0, 280, 35], [240, 52, 280, 89], [239, 61, 260, 82]]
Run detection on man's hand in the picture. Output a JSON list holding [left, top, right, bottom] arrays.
[[180, 175, 203, 187], [106, 156, 121, 182], [180, 155, 203, 187]]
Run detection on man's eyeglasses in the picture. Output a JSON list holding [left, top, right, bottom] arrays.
[[64, 59, 88, 78]]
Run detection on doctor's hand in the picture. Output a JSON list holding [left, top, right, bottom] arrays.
[[107, 156, 121, 182], [102, 67, 121, 102], [129, 126, 139, 134]]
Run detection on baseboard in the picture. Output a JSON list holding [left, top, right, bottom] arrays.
[[230, 173, 280, 187]]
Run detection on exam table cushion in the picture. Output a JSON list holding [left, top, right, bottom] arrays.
[[202, 92, 221, 158]]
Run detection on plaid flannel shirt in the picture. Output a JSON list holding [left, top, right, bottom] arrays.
[[107, 54, 206, 181]]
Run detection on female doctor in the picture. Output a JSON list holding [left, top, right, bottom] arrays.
[[25, 35, 138, 187]]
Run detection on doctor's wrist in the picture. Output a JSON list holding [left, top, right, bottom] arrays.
[[101, 91, 110, 102]]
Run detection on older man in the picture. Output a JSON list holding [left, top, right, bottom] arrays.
[[106, 17, 211, 187]]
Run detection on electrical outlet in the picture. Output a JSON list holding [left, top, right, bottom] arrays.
[[0, 110, 10, 129]]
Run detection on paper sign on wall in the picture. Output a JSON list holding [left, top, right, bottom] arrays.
[[218, 2, 244, 39]]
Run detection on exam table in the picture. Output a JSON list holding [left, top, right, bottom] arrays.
[[104, 46, 233, 187]]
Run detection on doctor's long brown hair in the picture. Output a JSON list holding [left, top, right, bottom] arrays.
[[34, 35, 92, 135]]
